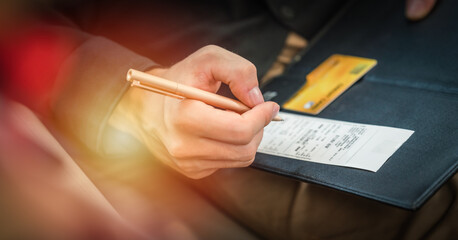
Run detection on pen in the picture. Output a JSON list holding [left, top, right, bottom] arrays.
[[126, 69, 283, 121]]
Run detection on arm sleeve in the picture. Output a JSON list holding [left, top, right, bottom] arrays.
[[49, 27, 157, 153]]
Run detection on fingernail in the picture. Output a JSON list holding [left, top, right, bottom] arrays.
[[407, 0, 425, 19], [272, 104, 280, 121], [248, 87, 264, 106]]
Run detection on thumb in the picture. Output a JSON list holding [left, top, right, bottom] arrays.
[[241, 101, 280, 133], [199, 46, 264, 107], [213, 60, 264, 108], [223, 62, 264, 108]]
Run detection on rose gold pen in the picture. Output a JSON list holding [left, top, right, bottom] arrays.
[[127, 69, 283, 121]]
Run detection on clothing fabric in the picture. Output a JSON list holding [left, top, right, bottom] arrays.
[[2, 1, 456, 239], [36, 0, 347, 152], [51, 0, 347, 78]]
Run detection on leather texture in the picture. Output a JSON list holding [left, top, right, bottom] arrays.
[[257, 0, 458, 210]]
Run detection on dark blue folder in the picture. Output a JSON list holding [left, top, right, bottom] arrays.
[[255, 0, 458, 209]]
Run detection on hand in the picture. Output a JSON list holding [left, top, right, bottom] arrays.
[[406, 0, 438, 21], [111, 45, 279, 179]]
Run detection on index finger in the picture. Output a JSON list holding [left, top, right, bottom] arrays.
[[175, 99, 279, 145], [194, 45, 264, 108]]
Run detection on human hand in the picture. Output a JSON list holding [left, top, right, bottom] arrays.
[[111, 45, 279, 179], [406, 0, 438, 21]]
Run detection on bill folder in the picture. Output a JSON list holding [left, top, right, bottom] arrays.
[[255, 0, 458, 209]]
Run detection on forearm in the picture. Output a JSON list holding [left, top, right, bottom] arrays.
[[1, 18, 157, 153], [50, 34, 157, 153]]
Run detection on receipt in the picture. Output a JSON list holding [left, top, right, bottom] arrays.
[[258, 112, 414, 172]]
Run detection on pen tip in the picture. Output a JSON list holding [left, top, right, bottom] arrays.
[[272, 115, 284, 121]]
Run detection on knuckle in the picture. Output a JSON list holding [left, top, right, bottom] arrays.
[[198, 45, 221, 59], [173, 159, 185, 169], [167, 141, 188, 159], [240, 62, 257, 77], [184, 172, 202, 179], [169, 102, 196, 131], [229, 123, 254, 144], [201, 44, 220, 51], [238, 144, 258, 162], [185, 170, 215, 179], [241, 158, 255, 167], [175, 160, 194, 173], [171, 114, 190, 131], [247, 146, 258, 160]]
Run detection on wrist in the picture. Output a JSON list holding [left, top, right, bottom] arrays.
[[109, 67, 171, 147], [109, 87, 145, 140]]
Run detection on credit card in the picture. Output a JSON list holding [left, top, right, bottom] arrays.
[[283, 54, 377, 115]]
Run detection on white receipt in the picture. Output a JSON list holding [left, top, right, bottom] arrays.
[[258, 112, 414, 172]]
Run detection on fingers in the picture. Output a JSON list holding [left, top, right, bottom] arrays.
[[169, 99, 279, 144], [163, 131, 263, 179], [241, 101, 280, 132], [172, 158, 255, 174], [406, 0, 437, 21], [159, 99, 278, 179], [164, 129, 263, 162], [215, 60, 264, 108], [180, 169, 218, 180], [192, 45, 264, 107], [140, 45, 281, 180]]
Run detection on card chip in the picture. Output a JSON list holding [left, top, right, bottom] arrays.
[[350, 63, 368, 74], [283, 54, 377, 115]]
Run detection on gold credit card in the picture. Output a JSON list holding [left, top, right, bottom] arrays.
[[283, 54, 377, 115]]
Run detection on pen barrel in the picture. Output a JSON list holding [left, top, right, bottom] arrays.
[[127, 69, 250, 114], [127, 69, 178, 93], [177, 84, 250, 113]]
